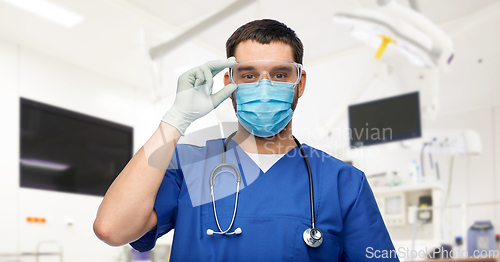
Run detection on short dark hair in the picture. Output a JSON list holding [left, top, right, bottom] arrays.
[[226, 19, 304, 64]]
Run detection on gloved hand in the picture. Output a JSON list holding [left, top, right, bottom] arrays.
[[162, 57, 237, 135]]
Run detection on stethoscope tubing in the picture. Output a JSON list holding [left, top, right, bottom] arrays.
[[210, 182, 240, 234], [208, 132, 242, 235], [209, 131, 322, 247], [293, 136, 316, 229]]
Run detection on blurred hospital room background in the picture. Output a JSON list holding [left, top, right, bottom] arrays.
[[1, 0, 499, 261]]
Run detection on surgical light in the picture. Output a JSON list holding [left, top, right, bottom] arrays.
[[333, 0, 454, 69]]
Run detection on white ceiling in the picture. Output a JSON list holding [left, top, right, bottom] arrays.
[[0, 0, 497, 91]]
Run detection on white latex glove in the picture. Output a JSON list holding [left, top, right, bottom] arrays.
[[162, 57, 237, 135]]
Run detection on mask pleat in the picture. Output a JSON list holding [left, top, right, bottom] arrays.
[[235, 79, 295, 137]]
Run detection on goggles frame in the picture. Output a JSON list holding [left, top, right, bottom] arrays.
[[229, 60, 303, 86]]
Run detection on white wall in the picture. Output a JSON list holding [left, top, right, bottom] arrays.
[[0, 30, 20, 256], [0, 36, 136, 261]]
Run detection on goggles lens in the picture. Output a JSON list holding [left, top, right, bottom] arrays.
[[230, 60, 302, 85]]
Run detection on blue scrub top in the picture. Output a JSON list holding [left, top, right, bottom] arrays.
[[130, 138, 399, 261]]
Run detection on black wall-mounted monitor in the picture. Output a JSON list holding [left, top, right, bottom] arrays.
[[20, 98, 133, 196], [348, 91, 421, 147]]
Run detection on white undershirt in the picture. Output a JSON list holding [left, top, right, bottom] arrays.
[[245, 152, 286, 173]]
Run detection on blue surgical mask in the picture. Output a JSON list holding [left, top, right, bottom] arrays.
[[235, 80, 295, 137]]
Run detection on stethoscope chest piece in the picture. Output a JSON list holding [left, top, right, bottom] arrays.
[[303, 228, 323, 248]]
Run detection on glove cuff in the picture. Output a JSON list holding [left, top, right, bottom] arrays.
[[162, 106, 196, 135]]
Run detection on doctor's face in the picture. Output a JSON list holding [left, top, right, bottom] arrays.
[[225, 40, 306, 110]]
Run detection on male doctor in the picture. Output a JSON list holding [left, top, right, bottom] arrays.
[[94, 19, 399, 261]]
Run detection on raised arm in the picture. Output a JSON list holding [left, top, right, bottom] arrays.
[[93, 58, 237, 246], [93, 122, 180, 246]]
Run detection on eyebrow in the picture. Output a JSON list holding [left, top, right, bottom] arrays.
[[235, 66, 256, 72], [272, 66, 293, 71]]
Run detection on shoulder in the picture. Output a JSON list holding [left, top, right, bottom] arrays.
[[175, 138, 225, 157], [302, 144, 365, 178], [302, 144, 366, 194], [170, 138, 227, 170], [302, 145, 373, 221]]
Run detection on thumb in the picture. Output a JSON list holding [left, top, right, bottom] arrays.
[[211, 83, 237, 108]]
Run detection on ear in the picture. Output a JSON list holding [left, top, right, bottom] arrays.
[[224, 72, 235, 99], [224, 71, 230, 86], [297, 70, 306, 98]]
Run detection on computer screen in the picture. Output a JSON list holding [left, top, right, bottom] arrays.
[[348, 92, 421, 147], [20, 98, 133, 196]]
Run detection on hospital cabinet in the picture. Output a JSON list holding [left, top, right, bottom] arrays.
[[372, 182, 443, 246]]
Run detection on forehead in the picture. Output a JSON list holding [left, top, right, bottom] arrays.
[[233, 40, 294, 63]]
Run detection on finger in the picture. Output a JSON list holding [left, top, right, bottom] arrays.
[[204, 57, 237, 77], [211, 83, 237, 108], [193, 67, 205, 89], [178, 66, 205, 90], [200, 64, 213, 96]]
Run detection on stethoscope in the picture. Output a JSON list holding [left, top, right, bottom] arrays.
[[206, 132, 323, 248]]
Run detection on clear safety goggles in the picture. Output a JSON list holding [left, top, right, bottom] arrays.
[[229, 60, 303, 85]]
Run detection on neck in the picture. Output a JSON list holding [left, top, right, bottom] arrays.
[[232, 120, 297, 154]]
